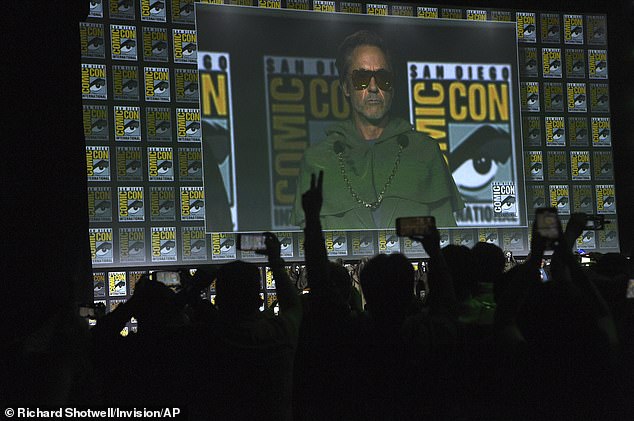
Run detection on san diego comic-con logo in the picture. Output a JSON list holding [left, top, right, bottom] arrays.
[[113, 65, 139, 101], [143, 27, 169, 62], [492, 182, 516, 217], [151, 227, 177, 262], [176, 108, 201, 142], [120, 227, 146, 263], [150, 187, 176, 221], [87, 146, 110, 181], [88, 186, 112, 222], [148, 147, 174, 181], [178, 148, 202, 181], [80, 22, 105, 59], [141, 0, 167, 22], [110, 0, 135, 20], [180, 187, 205, 221], [83, 105, 108, 141], [145, 67, 170, 102], [81, 64, 107, 100], [114, 106, 141, 141], [117, 146, 143, 181], [146, 107, 172, 142], [118, 187, 145, 222], [175, 68, 198, 103], [173, 29, 197, 64], [517, 12, 536, 43], [111, 24, 137, 60], [90, 228, 113, 264], [182, 227, 207, 261]]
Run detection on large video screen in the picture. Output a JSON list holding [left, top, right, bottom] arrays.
[[196, 5, 525, 232], [82, 1, 619, 271]]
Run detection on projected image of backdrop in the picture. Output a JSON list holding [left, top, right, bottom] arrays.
[[196, 4, 525, 232]]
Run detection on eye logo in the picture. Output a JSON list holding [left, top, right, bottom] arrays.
[[128, 200, 143, 214], [440, 234, 450, 247], [96, 242, 112, 256], [592, 26, 605, 39], [152, 41, 168, 54], [530, 162, 543, 175], [118, 0, 132, 12], [524, 59, 537, 72], [159, 200, 174, 213], [188, 161, 201, 174], [574, 94, 586, 106], [600, 163, 612, 174], [552, 128, 564, 141], [220, 238, 234, 253], [90, 78, 106, 92], [182, 43, 196, 56], [581, 231, 594, 243], [572, 60, 584, 72], [571, 26, 583, 38], [575, 129, 587, 141], [359, 236, 372, 249], [280, 237, 292, 251], [126, 160, 141, 173], [602, 196, 615, 209], [122, 79, 138, 92], [598, 128, 610, 140], [577, 162, 590, 174], [120, 39, 136, 53], [333, 236, 346, 250], [154, 81, 169, 95], [523, 24, 535, 37], [93, 159, 109, 174], [580, 196, 591, 207], [184, 82, 198, 95], [129, 241, 144, 255], [88, 37, 103, 49], [180, 3, 194, 16], [156, 121, 170, 134], [191, 239, 205, 253], [557, 196, 569, 208], [554, 162, 566, 174], [190, 199, 204, 213], [92, 119, 107, 132], [549, 59, 561, 72], [150, 0, 164, 13], [124, 120, 139, 134], [528, 128, 540, 140], [95, 201, 111, 214], [160, 240, 175, 254], [532, 197, 545, 208], [547, 25, 559, 37], [550, 94, 563, 107], [526, 93, 539, 106], [386, 235, 398, 249], [596, 95, 609, 106], [158, 160, 172, 174], [94, 281, 104, 291], [486, 233, 498, 243], [450, 125, 511, 196]]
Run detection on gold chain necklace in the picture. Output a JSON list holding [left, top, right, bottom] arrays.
[[336, 143, 404, 209]]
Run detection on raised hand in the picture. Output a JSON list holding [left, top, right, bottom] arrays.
[[301, 170, 323, 221]]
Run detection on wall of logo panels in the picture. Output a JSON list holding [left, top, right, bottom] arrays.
[[82, 1, 619, 305]]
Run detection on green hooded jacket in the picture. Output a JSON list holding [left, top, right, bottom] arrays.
[[291, 117, 465, 229]]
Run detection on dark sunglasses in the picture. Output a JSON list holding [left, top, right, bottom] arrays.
[[349, 69, 393, 91]]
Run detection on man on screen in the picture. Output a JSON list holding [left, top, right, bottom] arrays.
[[291, 30, 464, 229]]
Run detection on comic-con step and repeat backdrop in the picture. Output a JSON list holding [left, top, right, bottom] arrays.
[[82, 1, 618, 283]]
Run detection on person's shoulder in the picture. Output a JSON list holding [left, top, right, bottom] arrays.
[[302, 121, 352, 164]]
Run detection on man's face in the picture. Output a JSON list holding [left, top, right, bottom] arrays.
[[343, 45, 393, 124]]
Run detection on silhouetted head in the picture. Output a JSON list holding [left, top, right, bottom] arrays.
[[329, 261, 352, 303], [360, 253, 414, 322], [441, 245, 476, 301], [215, 261, 262, 317], [472, 242, 506, 288]]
